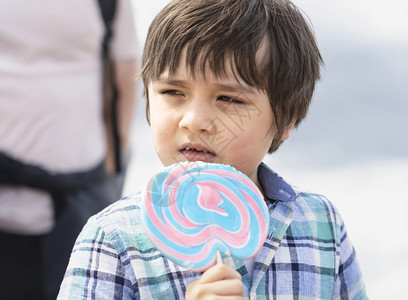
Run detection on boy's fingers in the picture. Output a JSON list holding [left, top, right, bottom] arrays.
[[214, 297, 247, 300], [186, 263, 244, 299], [199, 263, 242, 284], [186, 279, 245, 299], [205, 278, 244, 296]]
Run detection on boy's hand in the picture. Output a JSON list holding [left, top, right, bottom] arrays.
[[185, 263, 245, 299]]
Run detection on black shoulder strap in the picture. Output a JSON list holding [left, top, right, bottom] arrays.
[[97, 0, 117, 57], [97, 0, 122, 174]]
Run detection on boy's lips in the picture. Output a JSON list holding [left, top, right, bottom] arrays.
[[179, 143, 216, 162]]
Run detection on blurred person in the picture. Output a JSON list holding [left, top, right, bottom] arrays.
[[0, 0, 139, 299]]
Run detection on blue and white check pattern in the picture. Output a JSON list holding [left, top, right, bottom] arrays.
[[58, 163, 367, 299]]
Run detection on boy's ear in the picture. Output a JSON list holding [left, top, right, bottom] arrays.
[[280, 119, 296, 141]]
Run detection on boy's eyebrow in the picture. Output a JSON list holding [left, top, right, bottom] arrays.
[[213, 82, 257, 95], [155, 78, 188, 89], [156, 77, 257, 95]]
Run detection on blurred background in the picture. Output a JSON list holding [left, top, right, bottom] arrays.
[[125, 1, 408, 298]]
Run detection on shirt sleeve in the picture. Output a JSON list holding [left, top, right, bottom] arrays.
[[332, 215, 368, 299], [57, 215, 135, 299], [111, 0, 139, 61]]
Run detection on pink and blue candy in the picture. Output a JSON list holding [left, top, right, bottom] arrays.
[[141, 162, 269, 272]]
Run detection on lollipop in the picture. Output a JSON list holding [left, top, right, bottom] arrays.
[[141, 161, 269, 272]]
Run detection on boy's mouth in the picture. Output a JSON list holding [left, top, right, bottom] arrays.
[[183, 146, 210, 153], [179, 144, 216, 162]]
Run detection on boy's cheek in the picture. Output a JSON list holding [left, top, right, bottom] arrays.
[[222, 103, 262, 132]]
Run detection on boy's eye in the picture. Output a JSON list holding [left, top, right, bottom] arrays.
[[161, 89, 184, 96], [218, 95, 244, 104]]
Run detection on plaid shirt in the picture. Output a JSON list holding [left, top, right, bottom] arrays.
[[58, 163, 367, 299]]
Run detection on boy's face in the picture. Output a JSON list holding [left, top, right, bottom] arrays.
[[147, 54, 292, 188]]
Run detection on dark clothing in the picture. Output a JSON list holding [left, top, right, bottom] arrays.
[[0, 151, 120, 299], [0, 231, 45, 300]]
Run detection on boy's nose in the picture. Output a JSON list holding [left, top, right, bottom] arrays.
[[178, 102, 216, 134]]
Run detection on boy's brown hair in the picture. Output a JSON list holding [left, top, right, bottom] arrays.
[[141, 0, 323, 153]]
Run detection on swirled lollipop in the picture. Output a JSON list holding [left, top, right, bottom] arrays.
[[141, 161, 269, 272]]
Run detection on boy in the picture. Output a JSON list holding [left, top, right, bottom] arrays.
[[58, 0, 367, 299]]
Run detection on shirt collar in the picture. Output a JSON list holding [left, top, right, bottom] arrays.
[[257, 162, 295, 202]]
